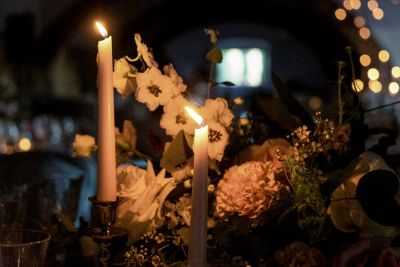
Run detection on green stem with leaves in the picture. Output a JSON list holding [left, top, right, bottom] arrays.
[[337, 61, 345, 126], [208, 61, 215, 99]]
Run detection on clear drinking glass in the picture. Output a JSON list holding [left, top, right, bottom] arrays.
[[0, 229, 51, 267]]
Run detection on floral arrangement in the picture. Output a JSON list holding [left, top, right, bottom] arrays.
[[73, 29, 400, 266]]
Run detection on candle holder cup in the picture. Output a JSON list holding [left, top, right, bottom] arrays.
[[88, 196, 129, 267]]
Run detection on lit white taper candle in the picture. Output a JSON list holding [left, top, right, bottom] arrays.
[[95, 21, 117, 202], [185, 106, 208, 266]]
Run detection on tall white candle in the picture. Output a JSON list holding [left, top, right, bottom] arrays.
[[185, 107, 208, 267], [95, 21, 117, 202]]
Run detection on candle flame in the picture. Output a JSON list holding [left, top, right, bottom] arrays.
[[95, 21, 108, 38], [185, 106, 205, 127]]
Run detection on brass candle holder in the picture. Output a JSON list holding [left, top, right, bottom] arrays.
[[89, 196, 129, 267]]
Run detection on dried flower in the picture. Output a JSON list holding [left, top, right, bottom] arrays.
[[72, 134, 96, 157], [134, 33, 158, 68]]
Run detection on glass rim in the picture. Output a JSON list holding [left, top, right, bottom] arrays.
[[0, 228, 51, 247]]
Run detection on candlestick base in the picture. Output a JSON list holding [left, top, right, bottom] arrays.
[[88, 196, 129, 267]]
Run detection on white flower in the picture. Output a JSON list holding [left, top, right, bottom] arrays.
[[134, 33, 158, 68], [113, 57, 137, 97], [135, 67, 175, 111], [207, 121, 229, 161], [202, 98, 234, 128], [163, 64, 187, 95], [160, 95, 198, 137], [72, 134, 96, 157], [115, 161, 176, 241], [116, 164, 147, 198]]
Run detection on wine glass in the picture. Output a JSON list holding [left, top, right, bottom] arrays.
[[0, 229, 51, 267]]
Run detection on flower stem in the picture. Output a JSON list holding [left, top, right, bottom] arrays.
[[337, 62, 345, 126], [125, 54, 141, 62], [208, 61, 215, 99]]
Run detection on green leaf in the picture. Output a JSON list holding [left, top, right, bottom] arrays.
[[163, 130, 194, 169], [271, 72, 314, 128], [257, 95, 302, 130], [220, 81, 235, 86], [206, 47, 223, 63], [321, 157, 365, 197], [177, 227, 190, 245]]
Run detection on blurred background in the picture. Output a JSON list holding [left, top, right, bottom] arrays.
[[0, 0, 400, 233], [1, 0, 400, 156], [0, 0, 400, 155]]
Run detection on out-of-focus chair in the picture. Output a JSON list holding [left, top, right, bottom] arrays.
[[0, 150, 96, 230]]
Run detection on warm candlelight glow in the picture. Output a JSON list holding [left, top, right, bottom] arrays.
[[185, 106, 204, 127], [95, 21, 108, 38]]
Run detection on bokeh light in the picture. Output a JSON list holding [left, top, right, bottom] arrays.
[[343, 0, 353, 10], [378, 50, 390, 62], [367, 0, 379, 10], [392, 66, 400, 78], [349, 0, 361, 9], [308, 96, 323, 110], [359, 27, 371, 39], [18, 138, 32, 151], [360, 54, 371, 66], [367, 68, 380, 80], [373, 8, 384, 20], [335, 8, 347, 20], [369, 80, 382, 93], [389, 82, 399, 95], [353, 16, 365, 28], [351, 79, 364, 92]]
